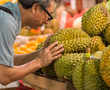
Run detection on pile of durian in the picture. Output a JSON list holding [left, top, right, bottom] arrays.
[[37, 0, 110, 90]]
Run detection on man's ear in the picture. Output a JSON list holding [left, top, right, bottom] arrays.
[[31, 3, 40, 15]]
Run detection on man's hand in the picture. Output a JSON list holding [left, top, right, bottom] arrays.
[[37, 42, 64, 68], [44, 35, 53, 48]]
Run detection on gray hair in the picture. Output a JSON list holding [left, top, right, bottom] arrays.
[[18, 0, 50, 9]]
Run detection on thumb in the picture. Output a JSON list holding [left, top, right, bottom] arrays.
[[44, 34, 54, 48]]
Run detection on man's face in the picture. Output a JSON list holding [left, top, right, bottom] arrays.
[[26, 1, 55, 29]]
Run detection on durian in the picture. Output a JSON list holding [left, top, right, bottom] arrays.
[[82, 2, 109, 36], [49, 28, 91, 53], [54, 53, 84, 80], [72, 54, 109, 90], [72, 60, 84, 90], [90, 36, 105, 53], [100, 46, 110, 87]]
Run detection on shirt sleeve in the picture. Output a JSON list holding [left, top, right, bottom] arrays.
[[0, 11, 17, 67]]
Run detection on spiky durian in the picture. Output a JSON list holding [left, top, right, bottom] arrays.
[[49, 28, 91, 53], [54, 53, 84, 80], [72, 55, 109, 90], [100, 46, 110, 87], [90, 36, 105, 53], [72, 60, 84, 90], [82, 2, 110, 36]]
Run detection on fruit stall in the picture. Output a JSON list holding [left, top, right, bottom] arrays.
[[12, 0, 110, 90]]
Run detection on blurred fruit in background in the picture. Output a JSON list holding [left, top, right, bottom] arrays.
[[20, 27, 41, 36], [14, 35, 47, 54], [30, 28, 41, 36], [20, 27, 29, 36], [46, 19, 59, 33], [42, 28, 54, 35], [0, 0, 17, 5]]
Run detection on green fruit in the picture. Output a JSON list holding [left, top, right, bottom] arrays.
[[100, 46, 110, 87], [83, 60, 102, 90], [72, 60, 84, 90], [72, 54, 109, 90], [50, 28, 91, 53], [90, 36, 105, 53], [54, 53, 84, 80], [82, 2, 109, 36]]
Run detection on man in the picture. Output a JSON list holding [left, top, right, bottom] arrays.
[[0, 0, 64, 88]]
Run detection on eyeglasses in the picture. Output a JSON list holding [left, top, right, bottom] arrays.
[[40, 4, 53, 21], [33, 0, 54, 21]]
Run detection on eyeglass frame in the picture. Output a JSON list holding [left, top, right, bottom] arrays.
[[33, 0, 53, 21], [39, 4, 53, 21]]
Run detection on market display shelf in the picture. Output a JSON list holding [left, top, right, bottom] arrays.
[[22, 73, 76, 90]]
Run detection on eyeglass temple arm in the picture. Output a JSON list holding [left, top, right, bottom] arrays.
[[40, 4, 53, 20]]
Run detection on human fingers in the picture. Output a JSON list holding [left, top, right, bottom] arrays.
[[47, 42, 58, 50], [52, 54, 62, 60], [51, 44, 63, 53], [52, 48, 64, 56]]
